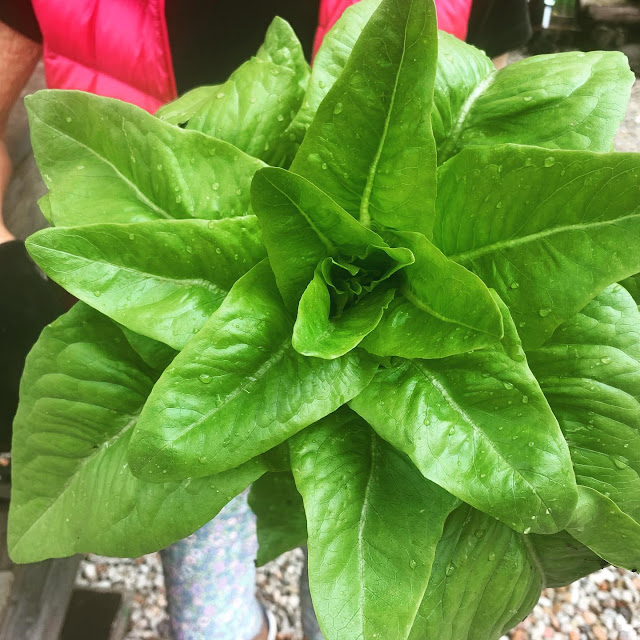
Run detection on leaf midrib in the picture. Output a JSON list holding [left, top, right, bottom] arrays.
[[358, 0, 412, 228], [31, 244, 228, 298], [409, 360, 561, 529], [448, 210, 640, 264], [139, 336, 292, 469], [30, 108, 173, 220]]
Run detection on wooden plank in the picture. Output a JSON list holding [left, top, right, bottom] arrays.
[[0, 555, 81, 640]]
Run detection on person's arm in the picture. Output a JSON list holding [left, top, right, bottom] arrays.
[[0, 20, 41, 244]]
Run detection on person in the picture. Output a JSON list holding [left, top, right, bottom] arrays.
[[0, 2, 474, 639], [467, 0, 533, 67]]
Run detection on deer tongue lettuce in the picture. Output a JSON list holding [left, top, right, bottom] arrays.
[[9, 1, 640, 640]]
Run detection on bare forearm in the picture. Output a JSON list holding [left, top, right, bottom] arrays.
[[0, 20, 41, 240]]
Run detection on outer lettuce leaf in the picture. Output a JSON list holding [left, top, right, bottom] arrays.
[[8, 303, 266, 563], [351, 296, 577, 534], [25, 218, 266, 350], [184, 18, 310, 166], [291, 0, 438, 236], [436, 145, 640, 349], [409, 505, 543, 640], [435, 41, 633, 164], [248, 471, 307, 566], [621, 273, 640, 305], [528, 284, 640, 568], [154, 85, 220, 126], [527, 530, 606, 588], [287, 0, 382, 135], [128, 261, 378, 482], [291, 408, 459, 640], [26, 91, 264, 227]]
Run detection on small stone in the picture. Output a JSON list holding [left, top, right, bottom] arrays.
[[592, 625, 608, 640]]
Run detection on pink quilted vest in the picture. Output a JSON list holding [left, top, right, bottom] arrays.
[[31, 0, 176, 113], [31, 0, 473, 112]]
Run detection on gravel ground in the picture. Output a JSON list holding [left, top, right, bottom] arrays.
[[74, 57, 640, 640]]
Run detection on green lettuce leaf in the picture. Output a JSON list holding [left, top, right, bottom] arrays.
[[8, 303, 266, 563], [251, 167, 413, 309], [184, 18, 309, 166], [436, 144, 640, 349], [26, 91, 263, 227], [252, 167, 413, 357], [287, 0, 382, 136], [291, 408, 459, 640], [291, 0, 438, 236], [128, 261, 378, 482], [25, 217, 266, 350], [248, 471, 307, 566], [362, 232, 503, 358], [409, 505, 542, 640], [528, 284, 640, 568], [435, 41, 633, 164], [351, 296, 577, 534], [527, 530, 606, 588]]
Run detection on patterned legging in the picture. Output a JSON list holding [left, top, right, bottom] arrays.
[[160, 491, 265, 640]]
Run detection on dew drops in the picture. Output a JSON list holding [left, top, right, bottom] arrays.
[[544, 157, 555, 168], [199, 373, 213, 384], [409, 559, 417, 570], [496, 201, 502, 209], [208, 220, 216, 229], [601, 356, 612, 364], [488, 552, 496, 561], [474, 530, 485, 539], [128, 233, 136, 240], [175, 195, 182, 204], [321, 163, 328, 170], [523, 527, 531, 534], [215, 247, 222, 254], [528, 441, 534, 447], [538, 308, 552, 317], [186, 245, 193, 254], [522, 395, 529, 404], [217, 91, 225, 99], [66, 116, 72, 123], [523, 96, 533, 102], [251, 97, 257, 104], [236, 188, 243, 196], [93, 291, 102, 297], [333, 102, 344, 115], [157, 164, 163, 170], [277, 114, 285, 122], [213, 183, 220, 191], [199, 456, 208, 464], [445, 564, 455, 577], [510, 282, 519, 289], [503, 381, 514, 390], [614, 456, 628, 469]]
